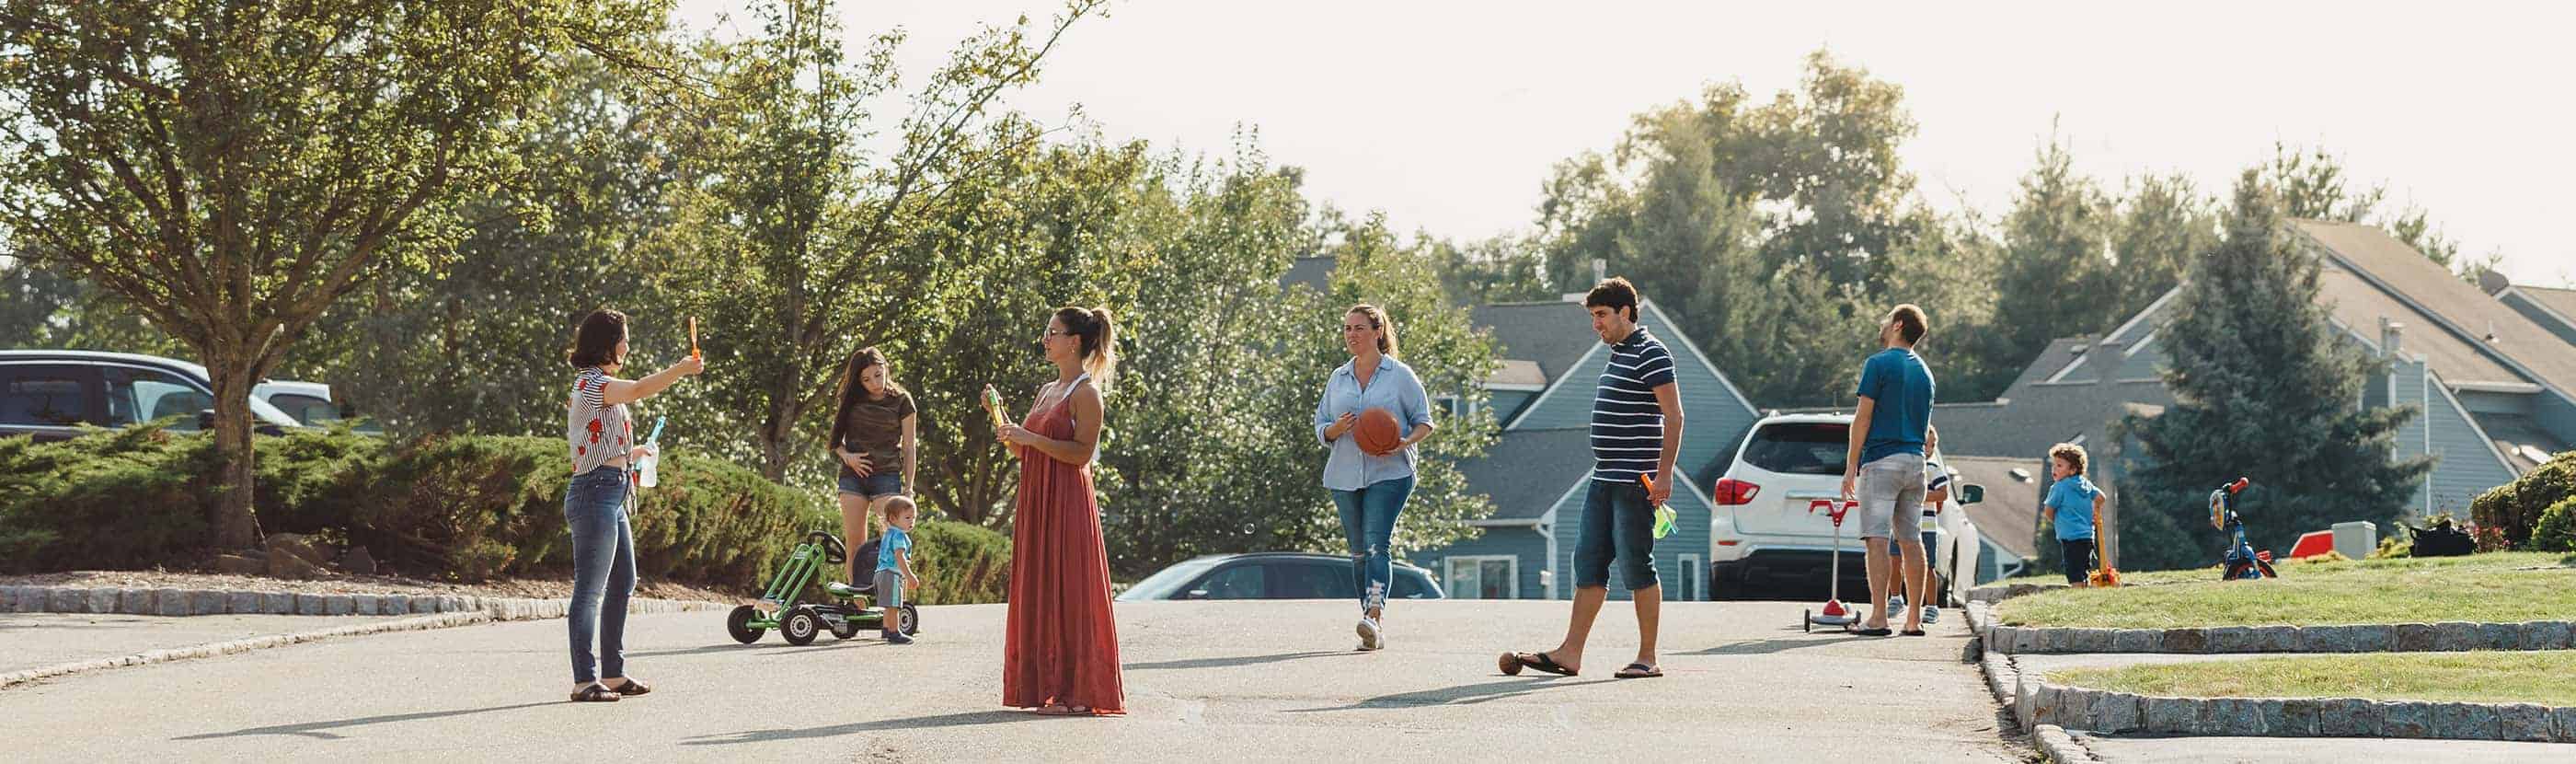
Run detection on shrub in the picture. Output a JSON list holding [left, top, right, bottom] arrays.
[[908, 519, 1012, 605], [2532, 497, 2576, 554], [2470, 452, 2576, 547], [0, 425, 213, 573]]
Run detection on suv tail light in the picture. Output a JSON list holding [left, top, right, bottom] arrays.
[[1712, 478, 1760, 505]]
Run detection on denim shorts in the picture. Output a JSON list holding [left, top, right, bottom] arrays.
[[837, 471, 904, 499]]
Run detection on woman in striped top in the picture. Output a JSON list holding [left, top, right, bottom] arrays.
[[560, 308, 702, 702]]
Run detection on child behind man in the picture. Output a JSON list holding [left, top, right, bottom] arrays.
[[2045, 443, 2106, 587], [875, 496, 925, 643]]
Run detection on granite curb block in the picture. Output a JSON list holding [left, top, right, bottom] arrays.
[[2030, 724, 2103, 764], [1968, 582, 2071, 605], [1979, 619, 2576, 654], [0, 611, 490, 689], [2027, 675, 2576, 743], [0, 585, 730, 620]]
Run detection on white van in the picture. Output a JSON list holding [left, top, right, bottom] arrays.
[[1707, 412, 1984, 606]]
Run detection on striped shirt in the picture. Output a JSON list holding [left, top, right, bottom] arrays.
[[1591, 327, 1677, 483], [566, 367, 634, 476]]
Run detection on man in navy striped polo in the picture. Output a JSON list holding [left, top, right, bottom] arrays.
[[1501, 277, 1682, 680]]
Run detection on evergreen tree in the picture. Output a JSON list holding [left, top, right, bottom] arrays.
[[2117, 169, 2432, 570]]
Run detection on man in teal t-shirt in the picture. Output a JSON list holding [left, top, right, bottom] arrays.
[[1841, 304, 1936, 636]]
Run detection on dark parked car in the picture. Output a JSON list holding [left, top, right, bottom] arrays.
[[0, 351, 305, 442], [1115, 552, 1446, 602]]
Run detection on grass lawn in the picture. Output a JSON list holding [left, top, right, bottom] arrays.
[[1994, 552, 2576, 628], [2050, 651, 2576, 706]]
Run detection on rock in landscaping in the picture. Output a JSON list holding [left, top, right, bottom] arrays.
[[341, 546, 378, 575], [2090, 692, 2144, 734], [2296, 625, 2353, 653], [260, 592, 295, 615], [2347, 624, 2394, 653], [378, 595, 408, 615], [188, 590, 224, 616], [2015, 680, 2039, 728], [86, 588, 119, 614], [267, 550, 327, 580], [2317, 698, 2381, 736], [2279, 699, 2320, 735], [153, 588, 188, 617], [2433, 702, 2499, 740], [2498, 704, 2552, 742], [2199, 698, 2265, 735], [2110, 629, 2159, 652], [2478, 622, 2522, 651], [2394, 622, 2437, 652], [227, 591, 261, 615], [2053, 688, 2099, 728], [351, 596, 377, 616], [323, 595, 355, 616], [2010, 627, 2043, 654], [264, 533, 333, 568], [2517, 621, 2571, 651], [49, 587, 86, 614], [2145, 697, 2198, 734], [213, 552, 266, 576], [2431, 621, 2481, 652], [0, 585, 17, 611], [2251, 698, 2290, 734], [116, 589, 154, 615], [2031, 685, 2064, 728], [294, 593, 329, 616], [2551, 707, 2576, 744], [2250, 626, 2299, 652], [2162, 628, 2209, 653], [2205, 626, 2257, 653], [2383, 701, 2435, 737], [2066, 628, 2115, 653]]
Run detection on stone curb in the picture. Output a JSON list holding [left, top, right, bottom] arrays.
[[2031, 724, 2103, 764], [0, 611, 490, 689], [1968, 582, 2070, 605], [2019, 674, 2576, 742], [1975, 619, 2576, 654], [0, 584, 731, 621]]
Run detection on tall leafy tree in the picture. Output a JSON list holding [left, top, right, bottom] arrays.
[[1988, 136, 2119, 377], [0, 0, 662, 549], [2117, 169, 2431, 570]]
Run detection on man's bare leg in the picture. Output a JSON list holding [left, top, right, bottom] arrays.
[[1631, 583, 1662, 669], [1544, 585, 1610, 673], [1862, 540, 1894, 630]]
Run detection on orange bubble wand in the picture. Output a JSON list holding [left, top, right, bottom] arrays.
[[688, 317, 700, 361]]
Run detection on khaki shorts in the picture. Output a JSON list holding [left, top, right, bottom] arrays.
[[872, 569, 904, 608], [1857, 453, 1926, 540]]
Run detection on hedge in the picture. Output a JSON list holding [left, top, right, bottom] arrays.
[[0, 425, 1012, 603], [2468, 450, 2576, 548]]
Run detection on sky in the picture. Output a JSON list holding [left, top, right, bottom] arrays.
[[675, 0, 2575, 286]]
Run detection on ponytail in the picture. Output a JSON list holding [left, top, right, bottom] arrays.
[[1053, 306, 1120, 393]]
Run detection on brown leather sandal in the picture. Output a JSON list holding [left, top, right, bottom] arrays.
[[569, 683, 621, 702], [606, 677, 650, 696]]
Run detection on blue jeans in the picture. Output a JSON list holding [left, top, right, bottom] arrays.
[[1332, 474, 1413, 613], [566, 465, 636, 685], [1573, 479, 1659, 591]]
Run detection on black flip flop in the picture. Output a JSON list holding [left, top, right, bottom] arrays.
[[569, 683, 620, 702], [1900, 630, 1926, 637], [1614, 663, 1662, 678], [1854, 627, 1894, 637], [1498, 651, 1578, 677]]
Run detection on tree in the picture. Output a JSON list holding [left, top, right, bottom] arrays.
[[1987, 136, 2118, 379], [652, 0, 1101, 481], [0, 0, 662, 549], [2106, 173, 2218, 316], [2116, 169, 2431, 570], [2264, 144, 2460, 268]]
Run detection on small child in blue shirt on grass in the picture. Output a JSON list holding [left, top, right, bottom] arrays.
[[2044, 443, 2106, 586]]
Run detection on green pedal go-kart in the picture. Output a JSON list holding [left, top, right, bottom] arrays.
[[726, 530, 920, 645]]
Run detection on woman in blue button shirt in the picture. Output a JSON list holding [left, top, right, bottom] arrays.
[[1315, 304, 1435, 652]]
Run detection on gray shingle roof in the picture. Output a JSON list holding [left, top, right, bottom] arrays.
[[2508, 284, 2576, 333], [1949, 456, 2045, 561], [1455, 428, 1597, 521], [2295, 219, 2576, 396], [1932, 379, 2172, 459], [2467, 411, 2571, 473], [1470, 302, 1598, 382]]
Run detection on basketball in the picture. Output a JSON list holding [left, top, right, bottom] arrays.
[[1354, 407, 1402, 454]]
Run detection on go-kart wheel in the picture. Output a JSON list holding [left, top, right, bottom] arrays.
[[1802, 609, 1812, 633], [898, 604, 921, 636], [726, 605, 765, 644], [782, 607, 822, 645]]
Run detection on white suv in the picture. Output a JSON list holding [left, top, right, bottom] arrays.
[[1706, 412, 1982, 605]]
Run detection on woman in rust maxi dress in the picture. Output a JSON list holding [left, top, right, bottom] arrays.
[[996, 307, 1126, 716]]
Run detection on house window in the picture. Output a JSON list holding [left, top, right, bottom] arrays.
[[1434, 394, 1464, 419], [1445, 555, 1519, 599], [1676, 553, 1701, 601]]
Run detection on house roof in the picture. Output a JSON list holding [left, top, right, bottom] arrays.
[[1470, 301, 1598, 383], [2467, 411, 2572, 474], [1931, 379, 2172, 459], [2294, 219, 2576, 397], [2007, 338, 2096, 393], [1948, 455, 2044, 561], [1455, 428, 1599, 521], [2316, 258, 2521, 385], [1282, 256, 1335, 294], [2502, 284, 2576, 335]]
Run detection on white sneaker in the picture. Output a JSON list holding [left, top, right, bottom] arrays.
[[1888, 594, 1906, 609], [1356, 617, 1384, 651], [1922, 605, 1940, 624]]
